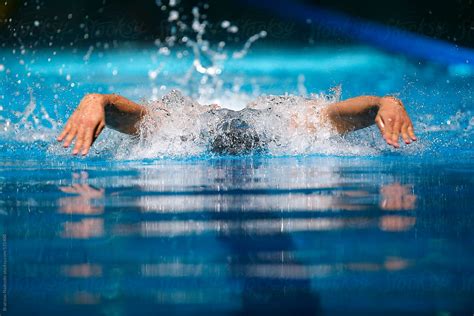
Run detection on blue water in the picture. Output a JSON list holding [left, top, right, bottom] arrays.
[[0, 46, 473, 314]]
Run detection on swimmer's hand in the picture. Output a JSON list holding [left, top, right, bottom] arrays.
[[57, 94, 107, 156], [375, 97, 417, 148], [57, 93, 147, 156]]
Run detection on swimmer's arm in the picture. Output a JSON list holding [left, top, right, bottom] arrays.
[[102, 94, 148, 134], [57, 94, 148, 155], [320, 96, 417, 148]]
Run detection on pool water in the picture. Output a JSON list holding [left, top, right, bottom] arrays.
[[0, 46, 473, 314]]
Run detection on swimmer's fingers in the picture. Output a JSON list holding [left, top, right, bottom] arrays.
[[391, 118, 401, 148], [401, 124, 412, 144], [82, 122, 105, 156], [400, 108, 417, 143], [72, 128, 86, 155], [376, 115, 394, 147], [62, 126, 78, 148], [57, 111, 80, 142], [81, 128, 95, 156], [94, 122, 105, 138], [375, 115, 385, 135], [57, 123, 71, 142], [407, 123, 417, 141]]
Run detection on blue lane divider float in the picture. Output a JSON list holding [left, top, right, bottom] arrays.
[[242, 0, 474, 68]]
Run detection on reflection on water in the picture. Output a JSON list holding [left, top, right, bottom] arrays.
[[1, 157, 473, 314], [61, 264, 103, 278], [61, 218, 104, 239], [379, 183, 417, 211]]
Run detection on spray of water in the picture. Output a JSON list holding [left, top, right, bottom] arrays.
[[148, 2, 269, 106]]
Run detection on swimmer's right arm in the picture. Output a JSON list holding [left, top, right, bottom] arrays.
[[57, 93, 148, 156]]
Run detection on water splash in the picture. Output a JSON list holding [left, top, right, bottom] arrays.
[[109, 89, 386, 159], [232, 31, 268, 59], [152, 2, 268, 104]]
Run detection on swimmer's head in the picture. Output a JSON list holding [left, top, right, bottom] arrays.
[[210, 118, 263, 155]]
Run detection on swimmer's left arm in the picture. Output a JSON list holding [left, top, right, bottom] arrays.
[[321, 96, 417, 148]]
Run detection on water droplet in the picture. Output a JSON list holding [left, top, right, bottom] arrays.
[[221, 21, 230, 28], [148, 70, 159, 80], [34, 20, 40, 27], [168, 10, 179, 22], [228, 26, 238, 33], [158, 47, 170, 55]]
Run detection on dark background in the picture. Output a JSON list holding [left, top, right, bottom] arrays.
[[1, 0, 473, 48]]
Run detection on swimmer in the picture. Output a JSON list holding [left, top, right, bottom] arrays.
[[57, 92, 417, 156]]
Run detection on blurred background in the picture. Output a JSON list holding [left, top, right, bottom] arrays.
[[1, 0, 473, 49]]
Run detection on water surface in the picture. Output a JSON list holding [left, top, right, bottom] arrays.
[[0, 46, 473, 314]]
